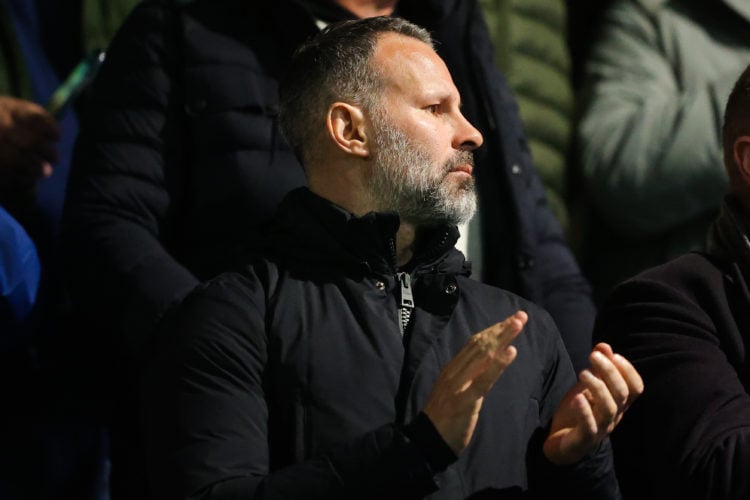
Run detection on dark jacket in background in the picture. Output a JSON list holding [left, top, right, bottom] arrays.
[[63, 0, 594, 371], [594, 252, 750, 499], [145, 187, 617, 500], [478, 0, 575, 237]]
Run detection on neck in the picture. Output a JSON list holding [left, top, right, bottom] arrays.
[[310, 177, 417, 267], [308, 169, 373, 218], [307, 160, 421, 267], [395, 222, 416, 267]]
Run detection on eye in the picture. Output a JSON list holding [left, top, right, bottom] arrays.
[[425, 104, 440, 115]]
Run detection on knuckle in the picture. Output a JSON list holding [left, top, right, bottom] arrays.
[[601, 401, 618, 422]]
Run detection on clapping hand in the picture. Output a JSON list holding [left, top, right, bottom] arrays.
[[543, 343, 644, 465], [422, 311, 527, 454]]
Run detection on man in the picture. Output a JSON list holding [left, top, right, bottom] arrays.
[[144, 18, 641, 499], [63, 0, 595, 373], [66, 1, 594, 496], [594, 65, 750, 499]]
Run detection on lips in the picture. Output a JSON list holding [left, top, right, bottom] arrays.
[[446, 151, 475, 176], [450, 164, 473, 175]]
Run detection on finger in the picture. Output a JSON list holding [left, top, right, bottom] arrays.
[[544, 391, 602, 466], [462, 312, 527, 395], [589, 350, 630, 408], [462, 312, 525, 381], [441, 311, 526, 381], [571, 392, 597, 439], [469, 344, 517, 396], [593, 342, 614, 359], [579, 369, 618, 429], [612, 353, 644, 405], [592, 344, 644, 407], [41, 161, 53, 178], [23, 151, 54, 180]]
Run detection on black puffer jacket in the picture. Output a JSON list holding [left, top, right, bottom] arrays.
[[63, 0, 594, 368], [145, 187, 617, 500]]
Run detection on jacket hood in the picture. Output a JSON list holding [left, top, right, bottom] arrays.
[[262, 188, 468, 277]]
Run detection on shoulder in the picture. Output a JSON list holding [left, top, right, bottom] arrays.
[[616, 252, 730, 300], [155, 265, 274, 360], [163, 260, 274, 336], [188, 260, 276, 308], [595, 252, 740, 347], [458, 277, 534, 309]]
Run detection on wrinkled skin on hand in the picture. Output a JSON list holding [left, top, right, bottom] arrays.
[[0, 96, 59, 195]]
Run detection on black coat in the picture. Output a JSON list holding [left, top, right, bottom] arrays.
[[594, 252, 750, 499], [62, 0, 594, 369], [145, 187, 617, 500]]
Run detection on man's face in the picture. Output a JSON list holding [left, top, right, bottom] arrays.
[[365, 33, 483, 226], [368, 108, 477, 226]]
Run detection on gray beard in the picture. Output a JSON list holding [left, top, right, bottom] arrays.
[[367, 113, 477, 227]]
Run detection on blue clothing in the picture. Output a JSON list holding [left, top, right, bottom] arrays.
[[0, 4, 108, 500], [0, 205, 40, 327]]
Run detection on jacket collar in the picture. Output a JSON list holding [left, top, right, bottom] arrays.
[[263, 187, 466, 276]]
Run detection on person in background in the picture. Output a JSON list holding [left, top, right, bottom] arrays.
[[0, 95, 50, 333], [0, 0, 139, 498], [594, 64, 750, 500], [479, 0, 574, 237], [577, 0, 750, 301], [144, 17, 642, 498]]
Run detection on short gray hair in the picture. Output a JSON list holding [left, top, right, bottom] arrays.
[[278, 16, 433, 166]]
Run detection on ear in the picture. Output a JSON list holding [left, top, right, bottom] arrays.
[[327, 102, 371, 158], [734, 136, 750, 185]]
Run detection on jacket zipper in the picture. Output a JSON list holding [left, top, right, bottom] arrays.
[[397, 271, 414, 337]]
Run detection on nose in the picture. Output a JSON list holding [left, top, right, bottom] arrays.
[[453, 112, 483, 151]]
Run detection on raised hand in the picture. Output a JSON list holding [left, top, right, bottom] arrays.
[[0, 96, 59, 193], [543, 342, 644, 465], [422, 311, 527, 454]]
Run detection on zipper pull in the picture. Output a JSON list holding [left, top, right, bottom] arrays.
[[398, 272, 414, 336]]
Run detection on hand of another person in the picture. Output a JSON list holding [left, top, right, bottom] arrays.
[[0, 96, 59, 193], [422, 311, 526, 454], [543, 343, 644, 465]]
